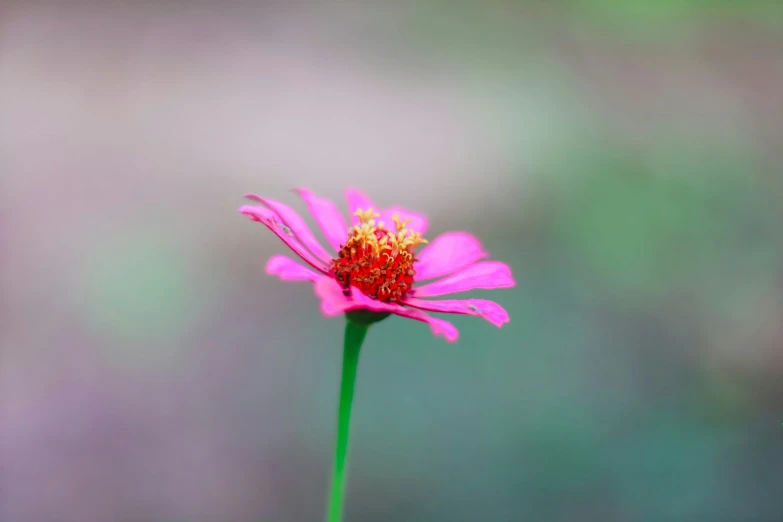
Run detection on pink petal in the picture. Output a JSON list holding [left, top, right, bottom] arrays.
[[415, 232, 488, 280], [248, 194, 333, 265], [314, 278, 350, 316], [404, 298, 510, 328], [412, 261, 515, 298], [313, 277, 349, 314], [295, 188, 348, 252], [314, 278, 394, 316], [239, 205, 329, 274], [312, 279, 459, 342], [389, 306, 460, 342], [345, 188, 377, 225], [379, 207, 429, 236], [266, 255, 322, 282]]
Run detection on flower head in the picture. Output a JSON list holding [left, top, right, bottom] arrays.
[[332, 208, 426, 302], [239, 188, 514, 342]]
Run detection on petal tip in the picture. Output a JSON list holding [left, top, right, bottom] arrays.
[[238, 204, 262, 221], [440, 324, 460, 342], [479, 300, 510, 327], [264, 255, 286, 274]]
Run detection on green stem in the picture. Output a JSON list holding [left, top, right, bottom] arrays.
[[327, 320, 368, 522]]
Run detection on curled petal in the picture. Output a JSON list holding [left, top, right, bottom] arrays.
[[295, 188, 348, 252], [345, 188, 377, 225], [316, 281, 355, 316], [404, 298, 509, 327], [248, 194, 333, 264], [415, 232, 488, 280], [314, 278, 350, 316], [266, 255, 322, 283], [390, 306, 460, 342], [379, 207, 428, 236], [314, 278, 395, 316], [413, 261, 514, 298], [243, 194, 264, 203], [239, 205, 329, 274], [313, 279, 459, 342]]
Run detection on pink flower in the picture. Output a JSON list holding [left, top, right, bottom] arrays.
[[239, 188, 514, 342]]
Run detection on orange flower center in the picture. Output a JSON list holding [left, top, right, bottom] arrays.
[[331, 209, 428, 302]]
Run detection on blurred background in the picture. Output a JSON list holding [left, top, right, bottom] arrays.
[[3, 2, 783, 521]]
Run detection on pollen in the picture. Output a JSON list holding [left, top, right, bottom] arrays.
[[331, 208, 428, 302]]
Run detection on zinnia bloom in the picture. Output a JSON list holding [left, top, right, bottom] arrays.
[[239, 188, 514, 341]]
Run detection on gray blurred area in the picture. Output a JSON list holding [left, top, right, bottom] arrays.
[[2, 2, 783, 521]]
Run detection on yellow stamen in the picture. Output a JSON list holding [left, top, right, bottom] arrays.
[[339, 207, 428, 261], [391, 214, 412, 233], [355, 208, 380, 224]]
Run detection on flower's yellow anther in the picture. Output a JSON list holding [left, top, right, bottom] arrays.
[[355, 208, 380, 224], [407, 232, 428, 248], [391, 214, 412, 233]]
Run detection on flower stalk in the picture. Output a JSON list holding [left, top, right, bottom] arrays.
[[327, 318, 368, 522]]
